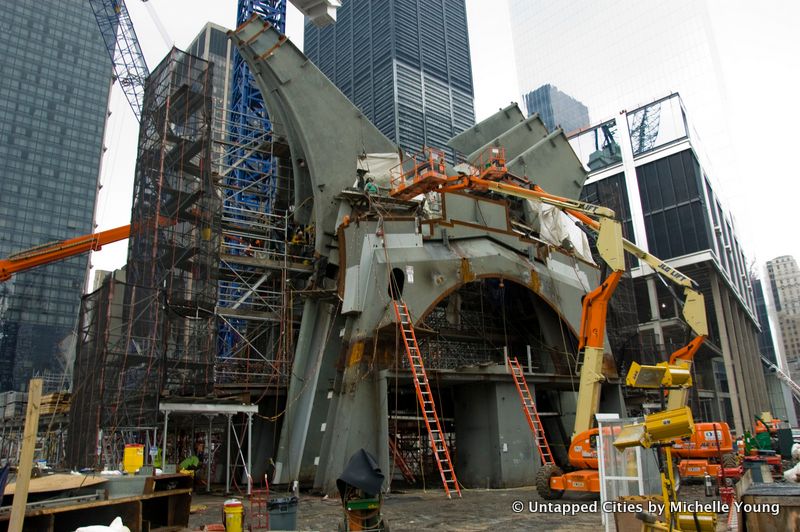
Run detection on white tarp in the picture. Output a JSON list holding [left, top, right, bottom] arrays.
[[526, 199, 595, 264], [357, 153, 400, 191]]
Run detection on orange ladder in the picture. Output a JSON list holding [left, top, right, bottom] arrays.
[[392, 300, 461, 498], [507, 357, 555, 466]]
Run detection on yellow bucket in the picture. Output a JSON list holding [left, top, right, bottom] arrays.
[[224, 499, 243, 532], [123, 444, 144, 474]]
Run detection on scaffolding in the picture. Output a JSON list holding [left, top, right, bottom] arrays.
[[213, 105, 308, 392], [67, 49, 219, 469], [216, 1, 295, 394]]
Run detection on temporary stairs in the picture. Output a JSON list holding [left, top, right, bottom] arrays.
[[392, 300, 461, 498], [507, 357, 555, 466]]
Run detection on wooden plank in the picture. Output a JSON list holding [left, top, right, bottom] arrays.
[[9, 378, 42, 532], [0, 488, 192, 519], [3, 474, 107, 496]]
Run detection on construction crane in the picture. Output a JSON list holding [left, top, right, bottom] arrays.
[[389, 146, 708, 499], [88, 0, 150, 121], [762, 354, 800, 403], [0, 225, 132, 283], [0, 214, 180, 283]]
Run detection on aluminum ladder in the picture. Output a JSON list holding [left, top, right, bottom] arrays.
[[392, 300, 461, 498], [507, 356, 555, 466]]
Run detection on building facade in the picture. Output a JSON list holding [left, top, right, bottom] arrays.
[[303, 0, 475, 159], [523, 84, 590, 135], [765, 257, 800, 404], [0, 1, 111, 391], [571, 93, 769, 434], [509, 0, 742, 201], [754, 276, 796, 422]]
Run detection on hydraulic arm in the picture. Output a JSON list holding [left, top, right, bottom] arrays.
[[0, 225, 131, 283]]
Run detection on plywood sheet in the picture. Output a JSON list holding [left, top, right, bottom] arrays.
[[3, 473, 108, 495]]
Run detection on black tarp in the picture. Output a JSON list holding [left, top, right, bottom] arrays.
[[336, 448, 384, 498]]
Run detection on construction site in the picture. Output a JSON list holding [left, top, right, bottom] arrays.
[[1, 1, 799, 531]]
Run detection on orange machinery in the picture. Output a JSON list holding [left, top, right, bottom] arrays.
[[0, 213, 182, 283], [0, 224, 132, 283], [673, 422, 736, 479], [390, 147, 709, 499]]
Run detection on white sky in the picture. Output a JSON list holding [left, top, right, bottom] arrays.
[[90, 0, 800, 284]]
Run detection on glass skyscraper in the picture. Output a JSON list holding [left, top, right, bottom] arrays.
[[0, 1, 111, 391], [509, 0, 734, 183], [523, 84, 590, 135], [303, 0, 475, 159]]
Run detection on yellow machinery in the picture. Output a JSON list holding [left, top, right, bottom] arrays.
[[614, 407, 716, 531]]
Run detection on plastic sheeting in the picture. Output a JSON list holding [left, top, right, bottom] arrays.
[[526, 199, 595, 264], [357, 153, 401, 191]]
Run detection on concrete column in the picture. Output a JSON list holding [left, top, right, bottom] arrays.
[[710, 274, 744, 434], [314, 368, 385, 495], [377, 371, 390, 492], [739, 306, 769, 412], [453, 382, 537, 488], [273, 299, 322, 484], [719, 282, 753, 430]]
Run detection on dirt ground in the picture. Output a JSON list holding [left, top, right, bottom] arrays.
[[185, 483, 725, 531]]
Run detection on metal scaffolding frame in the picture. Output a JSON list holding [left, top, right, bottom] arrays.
[[67, 48, 220, 469]]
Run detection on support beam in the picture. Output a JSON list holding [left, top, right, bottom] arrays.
[[247, 412, 253, 496], [162, 412, 170, 467], [207, 416, 213, 493], [711, 274, 744, 433], [226, 414, 232, 494], [9, 378, 42, 531]]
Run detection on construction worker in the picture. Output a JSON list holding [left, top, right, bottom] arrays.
[[290, 227, 305, 258], [364, 177, 378, 195]]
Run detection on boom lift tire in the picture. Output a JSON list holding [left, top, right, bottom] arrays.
[[536, 465, 565, 500]]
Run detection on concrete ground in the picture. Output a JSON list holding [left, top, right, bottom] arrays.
[[185, 483, 725, 531]]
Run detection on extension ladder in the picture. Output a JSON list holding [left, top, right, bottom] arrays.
[[507, 357, 555, 466], [392, 300, 461, 498]]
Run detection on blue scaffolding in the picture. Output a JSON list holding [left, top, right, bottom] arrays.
[[218, 1, 287, 366]]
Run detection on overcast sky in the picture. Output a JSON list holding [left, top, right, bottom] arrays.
[[90, 0, 800, 283]]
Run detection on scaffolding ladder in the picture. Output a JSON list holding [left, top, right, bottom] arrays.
[[762, 355, 800, 402], [507, 357, 555, 466], [392, 300, 461, 498]]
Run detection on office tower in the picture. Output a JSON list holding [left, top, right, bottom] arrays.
[[754, 277, 796, 422], [186, 22, 234, 175], [523, 84, 590, 135], [766, 257, 800, 381], [509, 0, 735, 184], [303, 0, 475, 159], [573, 94, 768, 433], [0, 1, 111, 391]]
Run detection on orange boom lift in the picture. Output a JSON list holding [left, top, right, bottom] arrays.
[[389, 146, 708, 499]]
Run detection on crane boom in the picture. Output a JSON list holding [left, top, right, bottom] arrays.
[[89, 0, 150, 120], [762, 355, 800, 403], [0, 225, 131, 283]]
